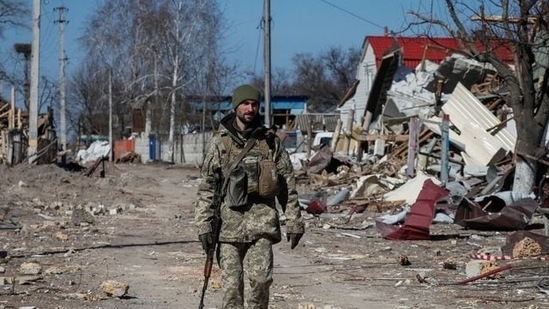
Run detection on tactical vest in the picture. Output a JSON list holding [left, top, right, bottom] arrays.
[[222, 133, 273, 196]]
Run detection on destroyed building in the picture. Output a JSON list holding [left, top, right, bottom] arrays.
[[294, 34, 549, 238], [0, 98, 57, 166]]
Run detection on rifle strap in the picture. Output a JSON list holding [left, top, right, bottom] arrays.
[[221, 137, 257, 192]]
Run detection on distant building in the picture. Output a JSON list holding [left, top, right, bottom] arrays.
[[192, 95, 308, 130]]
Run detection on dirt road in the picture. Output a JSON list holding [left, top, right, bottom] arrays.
[[1, 163, 548, 309]]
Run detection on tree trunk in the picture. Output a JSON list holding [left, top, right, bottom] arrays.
[[512, 91, 547, 194], [168, 55, 178, 163], [168, 89, 176, 163], [513, 156, 537, 195]]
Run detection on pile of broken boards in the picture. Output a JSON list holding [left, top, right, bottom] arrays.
[[296, 142, 549, 257]]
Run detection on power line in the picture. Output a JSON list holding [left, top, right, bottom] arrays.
[[253, 18, 262, 75], [317, 0, 385, 30]]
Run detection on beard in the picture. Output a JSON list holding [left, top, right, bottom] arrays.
[[236, 111, 256, 124]]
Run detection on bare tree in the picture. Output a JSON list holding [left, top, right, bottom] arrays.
[[409, 0, 549, 194], [0, 0, 28, 37], [79, 0, 153, 139], [250, 68, 295, 96], [0, 0, 29, 104], [74, 0, 224, 160], [3, 64, 58, 115], [247, 47, 358, 113], [67, 59, 109, 141], [292, 47, 359, 112], [138, 0, 223, 162]]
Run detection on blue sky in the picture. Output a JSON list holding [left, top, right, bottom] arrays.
[[221, 0, 419, 75], [2, 0, 428, 83]]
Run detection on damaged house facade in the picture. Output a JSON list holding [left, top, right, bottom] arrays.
[[336, 35, 515, 164]]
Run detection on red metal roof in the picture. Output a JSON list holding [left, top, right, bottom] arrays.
[[365, 36, 514, 69]]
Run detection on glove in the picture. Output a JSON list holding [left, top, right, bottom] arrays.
[[199, 232, 214, 252], [287, 233, 303, 249]]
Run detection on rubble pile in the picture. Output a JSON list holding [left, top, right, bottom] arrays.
[[291, 54, 545, 236], [286, 53, 549, 305]]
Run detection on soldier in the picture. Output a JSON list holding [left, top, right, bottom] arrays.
[[195, 84, 305, 309]]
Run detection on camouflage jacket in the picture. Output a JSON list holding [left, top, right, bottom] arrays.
[[195, 112, 304, 243]]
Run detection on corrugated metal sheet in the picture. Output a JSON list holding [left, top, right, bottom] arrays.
[[367, 36, 458, 68], [441, 82, 516, 165]]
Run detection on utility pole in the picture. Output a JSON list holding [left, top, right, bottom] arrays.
[[55, 6, 68, 151], [263, 0, 272, 127], [28, 0, 41, 161]]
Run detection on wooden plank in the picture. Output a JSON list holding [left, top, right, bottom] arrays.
[[330, 119, 342, 152], [391, 129, 432, 158], [0, 110, 10, 119], [343, 108, 354, 154], [0, 103, 9, 114], [351, 132, 409, 143], [10, 87, 15, 129]]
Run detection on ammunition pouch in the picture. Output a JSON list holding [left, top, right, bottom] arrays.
[[242, 157, 279, 199], [258, 160, 279, 198], [226, 164, 248, 208], [228, 158, 279, 206]]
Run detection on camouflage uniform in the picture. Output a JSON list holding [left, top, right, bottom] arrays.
[[195, 112, 304, 309]]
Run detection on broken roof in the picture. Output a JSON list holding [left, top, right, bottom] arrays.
[[363, 35, 515, 69]]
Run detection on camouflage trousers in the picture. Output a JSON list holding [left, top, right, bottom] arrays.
[[219, 238, 273, 309]]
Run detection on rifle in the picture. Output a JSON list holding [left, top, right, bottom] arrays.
[[198, 172, 223, 309]]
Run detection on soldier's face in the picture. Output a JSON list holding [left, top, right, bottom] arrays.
[[235, 100, 259, 124]]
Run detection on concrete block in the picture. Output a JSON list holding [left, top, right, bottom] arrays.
[[465, 260, 498, 277]]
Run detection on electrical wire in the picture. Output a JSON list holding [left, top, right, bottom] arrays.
[[317, 0, 385, 30]]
